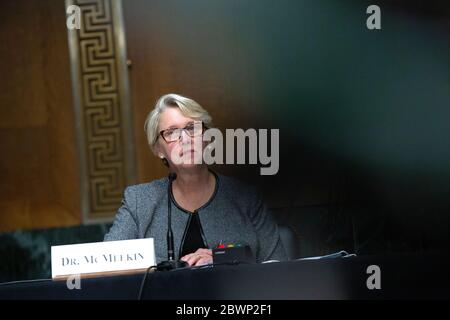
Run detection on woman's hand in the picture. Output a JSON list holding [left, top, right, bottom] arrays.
[[181, 248, 213, 267]]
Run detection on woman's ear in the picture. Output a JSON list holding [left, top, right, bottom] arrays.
[[151, 142, 161, 157], [152, 143, 170, 167]]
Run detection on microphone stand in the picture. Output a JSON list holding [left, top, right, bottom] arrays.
[[156, 172, 188, 271]]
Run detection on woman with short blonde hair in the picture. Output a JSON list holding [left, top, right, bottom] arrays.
[[105, 93, 286, 267], [145, 93, 213, 149]]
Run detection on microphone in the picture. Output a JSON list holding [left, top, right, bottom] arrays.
[[156, 172, 188, 271], [166, 172, 177, 261]]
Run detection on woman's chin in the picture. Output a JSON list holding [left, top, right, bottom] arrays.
[[174, 161, 204, 170]]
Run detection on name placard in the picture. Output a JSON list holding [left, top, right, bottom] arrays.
[[51, 238, 156, 280]]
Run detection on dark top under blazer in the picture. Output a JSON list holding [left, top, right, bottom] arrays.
[[104, 173, 287, 263]]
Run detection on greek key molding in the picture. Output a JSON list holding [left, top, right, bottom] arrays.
[[66, 0, 136, 222]]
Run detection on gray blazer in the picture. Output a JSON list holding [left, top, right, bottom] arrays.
[[104, 172, 287, 263]]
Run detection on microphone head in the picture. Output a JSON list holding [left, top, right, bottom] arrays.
[[168, 172, 177, 182]]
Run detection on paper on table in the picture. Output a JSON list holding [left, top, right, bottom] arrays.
[[297, 250, 356, 261]]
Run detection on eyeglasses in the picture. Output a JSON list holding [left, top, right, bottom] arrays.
[[159, 121, 205, 143]]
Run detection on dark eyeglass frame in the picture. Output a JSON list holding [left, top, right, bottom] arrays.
[[158, 121, 206, 143]]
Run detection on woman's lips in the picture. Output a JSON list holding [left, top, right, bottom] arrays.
[[179, 149, 196, 157]]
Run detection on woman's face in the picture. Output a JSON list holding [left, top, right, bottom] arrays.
[[155, 107, 205, 170]]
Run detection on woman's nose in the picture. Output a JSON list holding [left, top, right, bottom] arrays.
[[179, 129, 191, 143]]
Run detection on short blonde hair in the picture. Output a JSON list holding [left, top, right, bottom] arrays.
[[144, 93, 213, 150]]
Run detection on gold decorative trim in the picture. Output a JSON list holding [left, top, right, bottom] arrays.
[[66, 0, 136, 222]]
